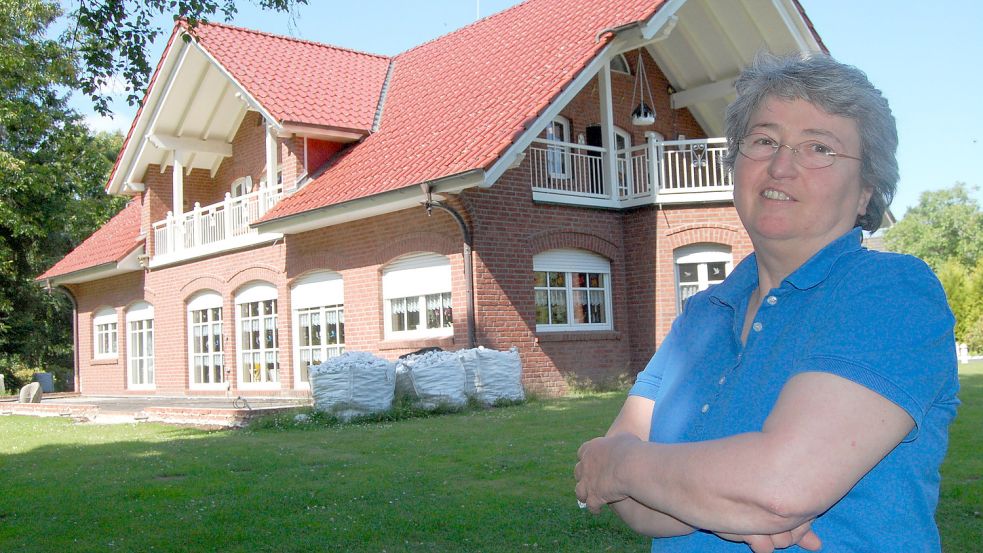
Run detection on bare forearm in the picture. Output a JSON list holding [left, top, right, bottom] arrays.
[[608, 497, 694, 538], [620, 433, 808, 535]]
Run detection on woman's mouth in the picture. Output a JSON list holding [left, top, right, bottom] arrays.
[[762, 189, 792, 201]]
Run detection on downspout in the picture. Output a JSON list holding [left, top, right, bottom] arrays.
[[422, 186, 477, 349], [46, 281, 79, 393]]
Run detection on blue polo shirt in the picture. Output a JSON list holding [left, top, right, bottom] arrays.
[[629, 228, 959, 552]]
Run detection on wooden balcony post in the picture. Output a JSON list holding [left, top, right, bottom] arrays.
[[223, 193, 233, 240], [191, 202, 202, 248], [645, 131, 660, 200]]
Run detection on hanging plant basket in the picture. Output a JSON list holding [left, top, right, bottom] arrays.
[[629, 51, 656, 126], [631, 103, 656, 126]]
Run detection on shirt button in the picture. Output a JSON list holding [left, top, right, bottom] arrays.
[[752, 322, 763, 332], [701, 404, 710, 413], [766, 295, 778, 306], [718, 376, 726, 385]]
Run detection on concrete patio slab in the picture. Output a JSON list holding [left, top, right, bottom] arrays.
[[0, 394, 311, 428]]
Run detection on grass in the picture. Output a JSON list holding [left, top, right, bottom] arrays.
[[0, 394, 647, 552], [0, 370, 980, 552]]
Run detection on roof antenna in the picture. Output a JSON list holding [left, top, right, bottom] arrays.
[[476, 0, 480, 20]]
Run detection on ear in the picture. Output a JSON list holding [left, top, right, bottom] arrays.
[[856, 185, 874, 216]]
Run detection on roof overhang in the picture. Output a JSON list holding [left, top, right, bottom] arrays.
[[106, 26, 370, 195], [256, 169, 485, 235], [488, 0, 822, 184], [40, 244, 144, 287], [645, 0, 824, 136]]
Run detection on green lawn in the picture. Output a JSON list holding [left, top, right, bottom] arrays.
[[0, 374, 980, 552]]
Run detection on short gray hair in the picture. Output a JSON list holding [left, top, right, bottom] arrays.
[[722, 52, 898, 231]]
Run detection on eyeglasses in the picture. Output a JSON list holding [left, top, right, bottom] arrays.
[[737, 133, 861, 169]]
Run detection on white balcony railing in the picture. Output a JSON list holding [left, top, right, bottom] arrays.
[[151, 185, 283, 262], [530, 136, 733, 207]]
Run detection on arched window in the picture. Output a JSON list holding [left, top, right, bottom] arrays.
[[382, 253, 452, 339], [534, 249, 612, 331], [292, 272, 345, 387], [126, 302, 154, 389], [674, 244, 733, 313], [235, 282, 279, 387], [610, 53, 631, 75], [93, 307, 118, 359], [188, 291, 224, 388]]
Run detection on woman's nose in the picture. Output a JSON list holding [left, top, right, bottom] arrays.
[[768, 144, 799, 177]]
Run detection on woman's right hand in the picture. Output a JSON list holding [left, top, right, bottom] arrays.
[[716, 520, 822, 553]]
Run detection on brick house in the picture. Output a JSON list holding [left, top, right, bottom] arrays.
[[39, 0, 826, 397]]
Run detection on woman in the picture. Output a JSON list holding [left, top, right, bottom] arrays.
[[574, 52, 958, 552]]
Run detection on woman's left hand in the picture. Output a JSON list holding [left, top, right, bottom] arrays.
[[574, 433, 643, 513]]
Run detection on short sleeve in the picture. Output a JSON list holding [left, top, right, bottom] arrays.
[[629, 297, 695, 401], [792, 254, 957, 441]]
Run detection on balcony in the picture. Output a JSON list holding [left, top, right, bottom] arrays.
[[150, 185, 284, 266], [529, 136, 733, 208]]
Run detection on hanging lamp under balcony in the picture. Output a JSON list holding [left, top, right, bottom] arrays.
[[630, 50, 656, 126]]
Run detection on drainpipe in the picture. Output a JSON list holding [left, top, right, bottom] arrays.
[[46, 281, 79, 393], [422, 186, 477, 349]]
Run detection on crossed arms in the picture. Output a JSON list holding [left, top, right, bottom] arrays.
[[574, 371, 914, 552]]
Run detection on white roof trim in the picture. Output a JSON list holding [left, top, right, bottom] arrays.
[[42, 244, 144, 287], [255, 169, 483, 235]]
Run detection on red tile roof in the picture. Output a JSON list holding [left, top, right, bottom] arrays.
[[37, 198, 144, 282], [49, 0, 664, 279], [261, 0, 665, 221], [192, 22, 391, 132]]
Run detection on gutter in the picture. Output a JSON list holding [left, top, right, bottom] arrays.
[[422, 183, 477, 349], [45, 283, 79, 393]]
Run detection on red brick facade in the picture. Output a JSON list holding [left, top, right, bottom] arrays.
[[64, 48, 751, 397]]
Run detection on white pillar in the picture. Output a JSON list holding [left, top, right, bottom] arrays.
[[265, 122, 278, 190], [172, 149, 185, 216], [598, 62, 618, 200]]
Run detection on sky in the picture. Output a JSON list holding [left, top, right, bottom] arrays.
[[67, 0, 983, 218]]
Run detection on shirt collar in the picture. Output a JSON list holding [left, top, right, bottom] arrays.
[[784, 227, 863, 290], [710, 227, 863, 307]]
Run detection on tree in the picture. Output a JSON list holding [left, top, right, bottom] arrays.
[[1, 0, 126, 388], [66, 0, 308, 115], [883, 183, 983, 271], [884, 183, 983, 351]]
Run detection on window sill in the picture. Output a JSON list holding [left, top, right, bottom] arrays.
[[535, 330, 622, 343], [91, 357, 119, 366], [379, 335, 456, 352]]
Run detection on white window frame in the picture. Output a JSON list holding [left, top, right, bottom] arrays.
[[534, 249, 613, 332], [126, 302, 155, 390], [382, 253, 454, 340], [291, 272, 345, 389], [611, 53, 631, 75], [544, 115, 572, 179], [188, 292, 225, 390], [674, 244, 733, 314], [614, 126, 632, 196], [235, 282, 280, 389], [258, 164, 283, 188], [230, 176, 252, 198], [93, 307, 118, 359]]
